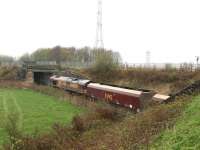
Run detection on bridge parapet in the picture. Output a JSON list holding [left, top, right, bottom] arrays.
[[22, 61, 59, 85], [22, 61, 59, 72]]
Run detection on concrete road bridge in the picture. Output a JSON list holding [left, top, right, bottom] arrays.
[[22, 61, 59, 85]]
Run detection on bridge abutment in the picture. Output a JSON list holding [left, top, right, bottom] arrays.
[[22, 61, 58, 85], [25, 70, 34, 84], [33, 72, 53, 85]]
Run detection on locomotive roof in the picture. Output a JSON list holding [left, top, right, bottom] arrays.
[[78, 80, 91, 86], [88, 83, 142, 97], [50, 76, 90, 86]]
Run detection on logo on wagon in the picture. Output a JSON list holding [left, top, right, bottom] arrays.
[[105, 93, 113, 101]]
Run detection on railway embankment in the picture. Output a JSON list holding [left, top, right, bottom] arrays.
[[79, 68, 200, 95], [1, 82, 190, 149], [151, 95, 200, 149], [1, 66, 200, 149]]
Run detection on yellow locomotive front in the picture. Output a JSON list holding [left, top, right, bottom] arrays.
[[50, 75, 90, 94]]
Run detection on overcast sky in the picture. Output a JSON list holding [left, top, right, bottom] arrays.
[[0, 0, 200, 63]]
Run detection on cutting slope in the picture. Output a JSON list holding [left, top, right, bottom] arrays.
[[152, 95, 200, 149]]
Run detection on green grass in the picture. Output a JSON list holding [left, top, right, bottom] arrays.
[[152, 95, 200, 150], [0, 88, 84, 145]]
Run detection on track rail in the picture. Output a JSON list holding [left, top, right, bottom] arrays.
[[167, 80, 200, 102]]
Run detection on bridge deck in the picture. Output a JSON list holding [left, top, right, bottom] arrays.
[[31, 69, 58, 73]]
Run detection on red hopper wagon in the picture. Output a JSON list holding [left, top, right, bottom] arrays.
[[87, 83, 154, 112]]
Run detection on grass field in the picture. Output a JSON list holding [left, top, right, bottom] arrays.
[[152, 95, 200, 149], [0, 88, 84, 145]]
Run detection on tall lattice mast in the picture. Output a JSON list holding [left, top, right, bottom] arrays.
[[95, 0, 104, 49]]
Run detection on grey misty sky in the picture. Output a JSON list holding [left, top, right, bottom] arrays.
[[0, 0, 200, 63]]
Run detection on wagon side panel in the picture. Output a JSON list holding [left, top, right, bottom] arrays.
[[87, 87, 141, 109]]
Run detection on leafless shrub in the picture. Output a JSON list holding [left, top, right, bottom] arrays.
[[72, 116, 85, 132], [0, 66, 19, 80], [95, 106, 119, 121], [120, 99, 186, 150], [170, 80, 192, 93], [3, 113, 22, 150]]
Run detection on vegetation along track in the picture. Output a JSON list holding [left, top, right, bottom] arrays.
[[167, 80, 200, 102], [152, 94, 200, 149]]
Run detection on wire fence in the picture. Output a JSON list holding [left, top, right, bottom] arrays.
[[1, 61, 200, 72]]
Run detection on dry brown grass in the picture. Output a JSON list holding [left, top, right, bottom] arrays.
[[120, 99, 187, 149], [82, 67, 200, 94], [2, 93, 190, 150]]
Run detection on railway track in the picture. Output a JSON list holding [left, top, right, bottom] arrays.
[[167, 80, 200, 102], [50, 69, 200, 108]]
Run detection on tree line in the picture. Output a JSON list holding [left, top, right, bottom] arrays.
[[19, 46, 122, 68], [0, 55, 15, 65], [0, 46, 122, 68]]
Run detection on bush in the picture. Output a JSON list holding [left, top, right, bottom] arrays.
[[90, 49, 120, 82], [0, 66, 19, 80], [121, 100, 186, 150], [4, 113, 23, 150], [95, 107, 119, 121], [170, 80, 192, 93], [72, 116, 85, 132]]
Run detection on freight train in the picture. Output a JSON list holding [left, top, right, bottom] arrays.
[[50, 75, 170, 112]]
